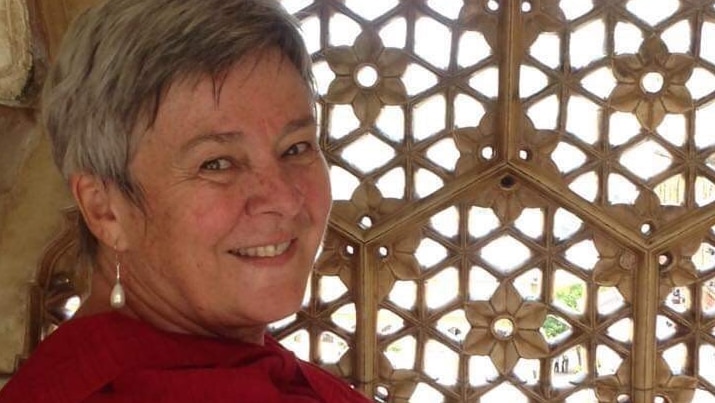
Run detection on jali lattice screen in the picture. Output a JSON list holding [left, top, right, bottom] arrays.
[[265, 0, 715, 402], [30, 0, 715, 402]]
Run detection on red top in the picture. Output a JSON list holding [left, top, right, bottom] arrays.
[[0, 312, 371, 402]]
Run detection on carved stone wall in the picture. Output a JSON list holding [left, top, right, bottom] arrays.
[[0, 0, 92, 387], [0, 128, 69, 381], [0, 0, 31, 104]]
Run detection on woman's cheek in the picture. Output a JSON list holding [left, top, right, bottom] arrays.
[[186, 193, 243, 231]]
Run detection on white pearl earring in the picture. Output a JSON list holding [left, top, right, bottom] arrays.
[[110, 259, 125, 309]]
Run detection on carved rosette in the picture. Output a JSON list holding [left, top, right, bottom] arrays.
[[463, 283, 550, 375], [324, 30, 409, 124], [609, 36, 695, 131]]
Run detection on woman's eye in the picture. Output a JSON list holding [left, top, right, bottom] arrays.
[[200, 158, 232, 171], [284, 142, 312, 157]]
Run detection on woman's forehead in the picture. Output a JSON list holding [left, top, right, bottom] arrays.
[[135, 52, 314, 149]]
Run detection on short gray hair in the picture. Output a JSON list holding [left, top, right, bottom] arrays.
[[42, 0, 313, 256]]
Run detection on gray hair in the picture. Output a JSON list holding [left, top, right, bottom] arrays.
[[42, 0, 313, 256]]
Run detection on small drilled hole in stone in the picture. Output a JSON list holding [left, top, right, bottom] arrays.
[[658, 252, 673, 271], [492, 317, 515, 339], [360, 215, 374, 229], [378, 246, 389, 258], [481, 146, 495, 160], [355, 64, 379, 88], [500, 175, 516, 189], [486, 0, 499, 11], [521, 0, 532, 12], [640, 222, 655, 236], [344, 244, 355, 256], [519, 148, 532, 161], [641, 71, 664, 94]]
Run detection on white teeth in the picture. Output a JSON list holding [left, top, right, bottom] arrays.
[[235, 241, 291, 258]]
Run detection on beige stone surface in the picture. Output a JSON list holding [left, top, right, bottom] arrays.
[[0, 0, 32, 104], [0, 0, 98, 383], [38, 0, 99, 61], [0, 107, 35, 195], [0, 121, 70, 373]]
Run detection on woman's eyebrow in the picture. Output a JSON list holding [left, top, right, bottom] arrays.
[[178, 131, 242, 157], [178, 115, 317, 155], [280, 115, 317, 136]]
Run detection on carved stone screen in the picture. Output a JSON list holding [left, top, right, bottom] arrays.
[[268, 0, 715, 402], [29, 0, 715, 401]]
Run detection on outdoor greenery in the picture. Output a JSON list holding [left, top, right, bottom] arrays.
[[542, 284, 584, 339]]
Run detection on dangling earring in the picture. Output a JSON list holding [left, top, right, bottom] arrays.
[[110, 256, 126, 309]]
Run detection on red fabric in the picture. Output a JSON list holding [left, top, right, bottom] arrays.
[[0, 312, 371, 402]]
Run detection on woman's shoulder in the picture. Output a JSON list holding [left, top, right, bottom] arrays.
[[0, 314, 371, 402], [0, 312, 132, 402]]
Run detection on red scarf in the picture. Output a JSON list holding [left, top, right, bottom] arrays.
[[0, 312, 371, 402]]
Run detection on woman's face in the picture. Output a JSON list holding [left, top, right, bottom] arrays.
[[115, 50, 331, 337]]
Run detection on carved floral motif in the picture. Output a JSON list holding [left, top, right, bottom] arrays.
[[378, 233, 421, 281], [595, 357, 697, 402], [331, 182, 405, 233], [314, 228, 358, 289], [609, 36, 695, 130], [464, 283, 550, 374], [324, 30, 409, 124], [453, 112, 498, 176], [593, 234, 636, 303], [657, 237, 701, 300], [607, 189, 687, 238], [459, 0, 563, 51], [470, 173, 547, 225], [516, 114, 561, 178]]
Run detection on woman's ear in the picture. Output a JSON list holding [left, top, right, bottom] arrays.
[[69, 173, 129, 250]]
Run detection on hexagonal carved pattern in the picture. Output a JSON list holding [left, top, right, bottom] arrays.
[[34, 1, 715, 402]]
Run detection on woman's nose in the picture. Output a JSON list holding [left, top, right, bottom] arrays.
[[244, 166, 305, 217]]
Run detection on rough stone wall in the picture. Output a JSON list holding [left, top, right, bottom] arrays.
[[0, 115, 69, 378], [0, 0, 94, 386]]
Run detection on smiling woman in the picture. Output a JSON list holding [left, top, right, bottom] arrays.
[[0, 0, 369, 402], [89, 49, 330, 342]]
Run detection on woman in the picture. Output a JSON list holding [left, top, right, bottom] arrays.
[[0, 0, 371, 401]]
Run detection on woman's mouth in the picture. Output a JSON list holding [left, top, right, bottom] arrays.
[[231, 241, 292, 258]]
